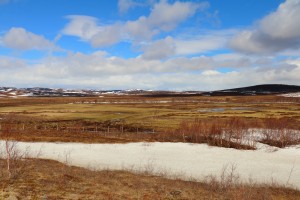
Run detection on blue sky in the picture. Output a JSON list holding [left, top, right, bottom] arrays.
[[0, 0, 299, 90]]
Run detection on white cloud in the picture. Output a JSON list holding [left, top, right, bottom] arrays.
[[230, 0, 300, 54], [90, 24, 122, 47], [141, 36, 175, 60], [1, 51, 299, 90], [118, 0, 142, 14], [125, 0, 206, 40], [0, 56, 26, 69], [62, 15, 101, 41], [146, 0, 205, 32], [118, 0, 135, 14], [124, 16, 158, 40], [33, 52, 282, 77], [174, 31, 230, 55], [118, 0, 157, 14], [260, 0, 300, 39], [62, 1, 206, 47], [2, 27, 57, 51], [62, 15, 123, 48], [201, 70, 221, 76], [138, 29, 236, 60]]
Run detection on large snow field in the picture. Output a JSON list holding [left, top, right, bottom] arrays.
[[0, 141, 299, 189]]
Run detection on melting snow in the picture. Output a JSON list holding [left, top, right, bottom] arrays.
[[0, 141, 299, 189]]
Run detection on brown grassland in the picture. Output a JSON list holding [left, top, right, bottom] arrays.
[[0, 95, 299, 144], [1, 158, 300, 200]]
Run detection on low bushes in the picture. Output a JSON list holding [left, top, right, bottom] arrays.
[[165, 117, 300, 149], [261, 118, 300, 148]]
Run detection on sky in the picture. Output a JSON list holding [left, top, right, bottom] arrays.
[[0, 0, 299, 91]]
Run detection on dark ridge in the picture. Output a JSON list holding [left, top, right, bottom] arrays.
[[221, 84, 300, 93], [202, 84, 300, 96]]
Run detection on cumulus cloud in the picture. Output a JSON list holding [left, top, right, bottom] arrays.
[[139, 30, 235, 60], [125, 0, 206, 39], [35, 52, 285, 77], [62, 16, 101, 40], [174, 30, 234, 55], [0, 56, 26, 69], [90, 24, 122, 47], [141, 36, 175, 60], [118, 0, 143, 14], [2, 27, 57, 51], [62, 15, 123, 47], [2, 50, 299, 90], [146, 0, 205, 32], [62, 1, 206, 47], [230, 0, 300, 54]]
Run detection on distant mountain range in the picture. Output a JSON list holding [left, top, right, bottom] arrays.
[[0, 84, 299, 98]]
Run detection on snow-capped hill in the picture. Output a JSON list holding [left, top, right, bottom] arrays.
[[0, 84, 300, 97]]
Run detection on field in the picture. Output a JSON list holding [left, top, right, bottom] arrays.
[[0, 94, 300, 199], [0, 95, 299, 143]]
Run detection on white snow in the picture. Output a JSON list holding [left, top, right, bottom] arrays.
[[280, 92, 300, 98], [18, 93, 33, 97], [0, 141, 299, 189]]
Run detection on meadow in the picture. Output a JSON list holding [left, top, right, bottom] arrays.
[[0, 95, 299, 146]]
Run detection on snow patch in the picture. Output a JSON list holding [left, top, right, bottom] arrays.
[[280, 92, 300, 98], [0, 141, 299, 189]]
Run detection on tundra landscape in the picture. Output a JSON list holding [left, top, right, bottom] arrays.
[[1, 0, 300, 199], [0, 85, 300, 199]]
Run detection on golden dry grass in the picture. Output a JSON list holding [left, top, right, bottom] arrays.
[[0, 95, 299, 148], [0, 95, 299, 132]]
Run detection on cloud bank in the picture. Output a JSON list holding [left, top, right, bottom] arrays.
[[2, 27, 57, 51], [230, 0, 300, 54]]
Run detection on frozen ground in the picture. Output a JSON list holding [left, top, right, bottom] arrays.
[[0, 141, 299, 189]]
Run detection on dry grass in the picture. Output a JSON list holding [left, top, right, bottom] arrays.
[[260, 118, 300, 147], [0, 95, 299, 132], [158, 117, 256, 149], [0, 158, 299, 200], [1, 114, 299, 149]]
